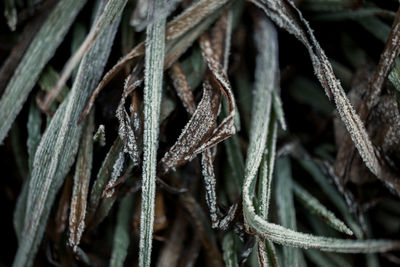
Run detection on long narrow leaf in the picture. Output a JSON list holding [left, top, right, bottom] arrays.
[[139, 0, 166, 265], [110, 194, 135, 267], [242, 2, 400, 252], [12, 1, 121, 265], [0, 0, 87, 143], [41, 0, 128, 110], [249, 0, 383, 188], [251, 15, 280, 267], [68, 111, 94, 251], [293, 181, 353, 236], [275, 158, 299, 267], [80, 0, 231, 120], [297, 158, 363, 238]]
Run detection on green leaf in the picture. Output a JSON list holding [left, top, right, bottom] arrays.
[[275, 158, 300, 267], [293, 181, 353, 236], [139, 0, 166, 265], [42, 0, 128, 109], [110, 194, 135, 267], [87, 138, 123, 222], [297, 158, 363, 238], [222, 232, 239, 267], [12, 1, 121, 265], [0, 0, 87, 144]]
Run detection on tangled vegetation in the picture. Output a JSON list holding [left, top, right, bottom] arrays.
[[1, 0, 400, 266]]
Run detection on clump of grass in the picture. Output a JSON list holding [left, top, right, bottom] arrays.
[[1, 0, 400, 266]]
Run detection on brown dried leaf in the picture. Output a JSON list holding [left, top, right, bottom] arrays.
[[362, 6, 400, 115], [159, 34, 236, 175], [159, 78, 221, 174], [68, 111, 94, 251], [168, 63, 196, 114], [55, 175, 73, 238]]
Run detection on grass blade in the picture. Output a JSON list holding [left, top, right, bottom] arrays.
[[40, 0, 128, 110], [80, 0, 230, 120], [12, 1, 121, 265], [296, 158, 363, 238], [87, 138, 122, 221], [242, 2, 400, 252], [251, 15, 280, 267], [139, 0, 166, 265], [222, 232, 239, 267], [293, 181, 353, 236], [0, 0, 87, 144], [250, 0, 383, 188], [275, 158, 300, 267], [131, 0, 181, 31], [110, 194, 135, 267], [68, 111, 94, 251], [13, 100, 43, 242]]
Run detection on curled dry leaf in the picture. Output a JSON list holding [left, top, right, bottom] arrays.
[[158, 33, 236, 175]]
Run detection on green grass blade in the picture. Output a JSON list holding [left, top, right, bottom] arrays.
[[243, 205, 400, 252], [293, 181, 353, 236], [222, 232, 239, 267], [0, 0, 87, 144], [139, 0, 166, 265], [71, 23, 87, 80], [87, 138, 123, 222], [297, 158, 363, 238], [244, 156, 400, 253], [275, 158, 300, 267], [110, 194, 135, 267], [242, 3, 400, 252], [43, 0, 128, 109], [26, 101, 42, 172], [13, 100, 43, 242], [12, 1, 121, 265], [257, 117, 277, 218]]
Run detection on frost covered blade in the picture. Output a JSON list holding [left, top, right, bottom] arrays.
[[139, 0, 166, 265], [249, 0, 381, 184], [12, 2, 121, 265], [68, 112, 94, 251]]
